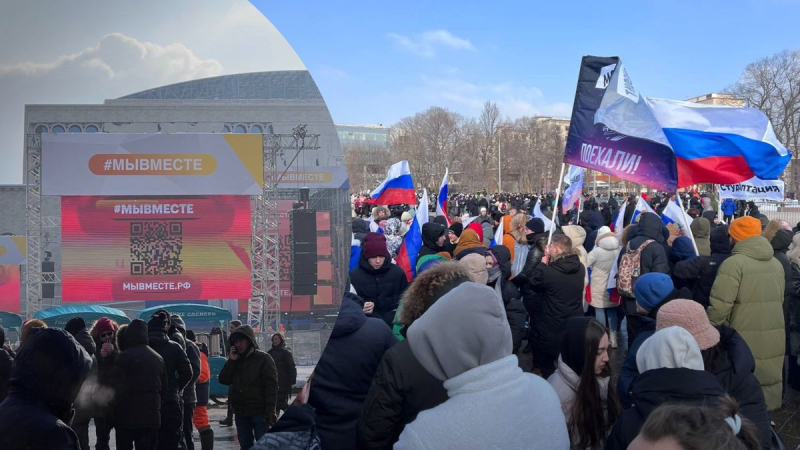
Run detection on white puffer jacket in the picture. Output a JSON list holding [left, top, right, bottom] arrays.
[[586, 232, 620, 309]]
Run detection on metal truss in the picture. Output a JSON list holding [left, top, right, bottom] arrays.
[[25, 133, 42, 318], [249, 126, 320, 338]]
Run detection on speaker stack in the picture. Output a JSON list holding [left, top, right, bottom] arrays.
[[289, 209, 318, 295]]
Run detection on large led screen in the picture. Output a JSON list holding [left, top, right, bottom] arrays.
[[62, 196, 252, 302], [0, 265, 20, 313]]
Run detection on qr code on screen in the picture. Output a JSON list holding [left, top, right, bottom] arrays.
[[130, 221, 183, 275]]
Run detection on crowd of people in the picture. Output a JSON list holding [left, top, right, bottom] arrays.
[[335, 189, 800, 449], [0, 311, 297, 450]]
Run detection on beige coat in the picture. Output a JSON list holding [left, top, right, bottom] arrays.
[[586, 233, 620, 309], [562, 225, 589, 304]]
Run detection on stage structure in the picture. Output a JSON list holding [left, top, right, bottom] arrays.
[[26, 128, 320, 340]]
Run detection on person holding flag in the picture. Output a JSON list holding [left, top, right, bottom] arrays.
[[436, 169, 451, 227]]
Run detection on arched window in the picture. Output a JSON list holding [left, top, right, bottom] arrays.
[[52, 125, 65, 134], [222, 125, 231, 133], [68, 125, 82, 133], [234, 124, 247, 133], [34, 125, 48, 134], [250, 124, 263, 133], [85, 125, 99, 133]]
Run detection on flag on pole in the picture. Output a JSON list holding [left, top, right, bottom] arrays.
[[561, 166, 585, 214], [490, 215, 504, 248], [396, 189, 429, 281], [436, 169, 451, 226], [595, 61, 791, 188], [661, 198, 693, 237], [367, 160, 418, 205], [533, 199, 553, 231], [613, 196, 655, 239]]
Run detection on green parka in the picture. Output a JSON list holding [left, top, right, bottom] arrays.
[[707, 236, 786, 410]]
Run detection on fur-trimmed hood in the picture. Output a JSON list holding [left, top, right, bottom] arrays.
[[398, 262, 471, 327]]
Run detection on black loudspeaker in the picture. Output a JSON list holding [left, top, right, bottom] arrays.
[[42, 261, 55, 299], [290, 209, 317, 295]]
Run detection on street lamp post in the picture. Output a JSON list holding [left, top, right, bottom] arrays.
[[498, 129, 502, 193]]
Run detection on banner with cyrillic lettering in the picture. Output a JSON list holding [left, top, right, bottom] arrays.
[[60, 196, 252, 302], [719, 177, 784, 201], [42, 134, 263, 195]]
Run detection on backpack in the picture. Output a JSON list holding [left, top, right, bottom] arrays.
[[617, 239, 654, 298]]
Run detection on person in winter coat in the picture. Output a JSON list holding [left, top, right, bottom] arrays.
[[514, 217, 549, 351], [309, 293, 397, 450], [500, 214, 521, 261], [170, 315, 202, 450], [617, 273, 694, 408], [357, 263, 471, 450], [744, 201, 760, 217], [219, 325, 280, 450], [443, 223, 462, 256], [672, 225, 731, 308], [349, 232, 409, 326], [548, 318, 620, 450], [64, 317, 97, 450], [0, 327, 92, 450], [111, 320, 167, 450], [654, 300, 773, 449], [481, 221, 493, 247], [252, 404, 322, 450], [0, 325, 13, 403], [586, 227, 621, 348], [518, 234, 586, 378], [89, 317, 119, 450], [623, 196, 637, 228], [417, 222, 447, 260], [452, 228, 486, 260], [708, 216, 786, 411], [562, 225, 589, 306], [395, 283, 570, 450], [486, 246, 527, 354], [668, 236, 697, 293], [148, 310, 193, 450], [605, 327, 728, 450], [618, 212, 670, 348], [722, 198, 737, 223], [189, 331, 214, 450], [690, 217, 711, 256], [268, 333, 297, 413]]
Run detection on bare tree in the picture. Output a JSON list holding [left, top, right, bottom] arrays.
[[727, 49, 800, 192], [343, 141, 394, 193]]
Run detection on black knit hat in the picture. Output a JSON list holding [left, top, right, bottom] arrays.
[[147, 309, 170, 332], [449, 223, 463, 237], [64, 317, 86, 336], [526, 218, 545, 234]]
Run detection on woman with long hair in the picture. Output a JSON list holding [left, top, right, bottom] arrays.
[[548, 317, 621, 449]]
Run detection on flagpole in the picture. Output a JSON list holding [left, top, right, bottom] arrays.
[[576, 194, 583, 225], [677, 192, 700, 256], [548, 163, 567, 245]]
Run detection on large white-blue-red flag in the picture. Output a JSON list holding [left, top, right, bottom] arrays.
[[436, 168, 451, 226], [661, 197, 697, 255], [561, 165, 585, 214], [490, 215, 503, 248], [396, 189, 429, 281], [594, 61, 791, 189], [367, 160, 418, 205]]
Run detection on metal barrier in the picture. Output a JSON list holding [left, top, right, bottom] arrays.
[[754, 201, 800, 225], [285, 329, 332, 366]]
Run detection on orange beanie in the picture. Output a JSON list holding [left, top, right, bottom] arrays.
[[729, 216, 762, 242]]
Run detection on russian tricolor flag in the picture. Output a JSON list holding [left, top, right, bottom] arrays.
[[367, 160, 418, 205], [612, 196, 654, 239], [436, 169, 451, 227], [595, 62, 790, 188], [396, 189, 429, 282]]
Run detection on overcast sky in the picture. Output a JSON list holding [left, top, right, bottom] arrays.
[[0, 0, 304, 184]]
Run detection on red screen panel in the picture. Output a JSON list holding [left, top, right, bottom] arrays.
[[61, 196, 251, 302], [0, 265, 20, 313]]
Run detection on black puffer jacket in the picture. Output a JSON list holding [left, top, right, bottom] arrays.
[[352, 218, 369, 242], [349, 254, 409, 326], [525, 251, 585, 357], [0, 328, 93, 450], [309, 294, 397, 450], [605, 368, 727, 450], [148, 329, 192, 404], [169, 318, 202, 405], [267, 336, 297, 404], [672, 225, 731, 308], [356, 339, 448, 450], [111, 320, 167, 430], [416, 223, 446, 260], [515, 232, 548, 321], [219, 325, 280, 426], [0, 347, 12, 403], [488, 245, 527, 353], [621, 213, 670, 277], [771, 229, 794, 353], [709, 326, 772, 450]]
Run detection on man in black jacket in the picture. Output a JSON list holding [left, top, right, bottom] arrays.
[[268, 333, 297, 414], [112, 320, 167, 450], [0, 325, 13, 403], [417, 223, 447, 260], [521, 234, 585, 378], [65, 317, 97, 450], [219, 325, 279, 450], [0, 327, 93, 450], [170, 315, 202, 450], [148, 310, 193, 450], [350, 233, 409, 326]]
